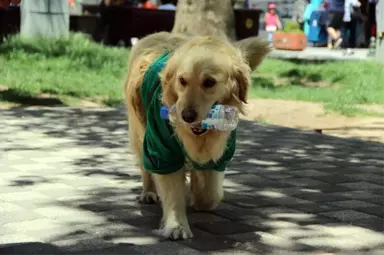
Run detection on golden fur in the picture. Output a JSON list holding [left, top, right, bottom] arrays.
[[124, 32, 270, 240]]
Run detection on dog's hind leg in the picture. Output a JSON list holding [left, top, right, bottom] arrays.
[[126, 96, 158, 204], [154, 169, 193, 240], [190, 170, 224, 211], [128, 118, 158, 204]]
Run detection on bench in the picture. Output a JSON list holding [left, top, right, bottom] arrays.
[[1, 5, 263, 45]]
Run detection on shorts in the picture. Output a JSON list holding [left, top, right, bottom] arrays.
[[328, 12, 344, 30]]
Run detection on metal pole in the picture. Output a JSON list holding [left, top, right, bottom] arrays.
[[20, 0, 69, 39]]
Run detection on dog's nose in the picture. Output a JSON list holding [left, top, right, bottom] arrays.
[[181, 107, 197, 123]]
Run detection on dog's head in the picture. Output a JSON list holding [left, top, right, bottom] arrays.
[[160, 36, 270, 136]]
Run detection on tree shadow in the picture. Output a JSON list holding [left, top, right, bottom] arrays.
[[280, 69, 324, 83], [0, 107, 383, 254], [283, 59, 333, 65], [277, 67, 345, 88], [0, 89, 64, 106], [251, 76, 276, 89]]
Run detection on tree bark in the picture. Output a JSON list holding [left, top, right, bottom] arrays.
[[172, 0, 236, 41], [20, 0, 69, 39]]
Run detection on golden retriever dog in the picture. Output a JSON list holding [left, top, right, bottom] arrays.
[[124, 32, 270, 240]]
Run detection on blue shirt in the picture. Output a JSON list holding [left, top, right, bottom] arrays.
[[158, 4, 176, 10], [327, 0, 345, 12]]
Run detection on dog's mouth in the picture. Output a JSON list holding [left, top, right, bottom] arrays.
[[190, 123, 207, 136]]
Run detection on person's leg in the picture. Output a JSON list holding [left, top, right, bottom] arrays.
[[333, 13, 344, 48], [349, 19, 357, 49], [327, 27, 338, 39], [327, 12, 337, 38], [92, 3, 108, 43], [267, 31, 273, 42], [342, 21, 353, 54], [336, 29, 341, 39], [327, 12, 339, 48], [343, 22, 351, 48]]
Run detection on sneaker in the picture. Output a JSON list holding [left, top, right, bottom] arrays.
[[347, 48, 354, 55], [343, 48, 354, 56], [333, 38, 343, 49]]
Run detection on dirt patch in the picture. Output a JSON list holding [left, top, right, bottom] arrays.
[[243, 99, 384, 143], [357, 104, 384, 115]]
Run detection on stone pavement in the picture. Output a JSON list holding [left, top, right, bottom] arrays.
[[257, 30, 372, 61], [0, 107, 383, 255]]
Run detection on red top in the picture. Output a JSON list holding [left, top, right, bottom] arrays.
[[265, 12, 278, 26], [139, 1, 157, 9], [0, 0, 21, 8]]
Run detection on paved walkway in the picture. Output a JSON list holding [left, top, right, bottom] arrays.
[[0, 107, 383, 254], [257, 30, 372, 61], [269, 47, 371, 61]]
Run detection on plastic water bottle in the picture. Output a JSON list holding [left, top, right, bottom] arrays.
[[160, 104, 239, 131]]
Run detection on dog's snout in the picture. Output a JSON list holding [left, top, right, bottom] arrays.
[[181, 107, 197, 123]]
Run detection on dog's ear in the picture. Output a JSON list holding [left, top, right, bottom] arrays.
[[159, 57, 178, 106], [234, 37, 271, 71], [232, 60, 251, 104]]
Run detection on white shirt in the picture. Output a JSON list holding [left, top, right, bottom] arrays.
[[344, 0, 360, 22]]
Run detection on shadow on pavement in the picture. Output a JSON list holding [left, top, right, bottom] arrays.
[[0, 107, 383, 254]]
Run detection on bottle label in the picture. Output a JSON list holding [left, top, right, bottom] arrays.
[[207, 105, 221, 119], [202, 122, 215, 130], [202, 118, 221, 130]]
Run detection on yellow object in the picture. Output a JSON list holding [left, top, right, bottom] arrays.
[[245, 18, 253, 29]]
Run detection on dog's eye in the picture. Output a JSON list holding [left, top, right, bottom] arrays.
[[179, 77, 187, 86], [203, 78, 216, 88]]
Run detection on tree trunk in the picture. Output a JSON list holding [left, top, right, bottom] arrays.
[[20, 0, 69, 39], [172, 0, 236, 41]]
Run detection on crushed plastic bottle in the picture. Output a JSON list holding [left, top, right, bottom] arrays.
[[160, 104, 239, 131]]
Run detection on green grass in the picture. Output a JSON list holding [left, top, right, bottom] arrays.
[[0, 33, 128, 106], [251, 58, 384, 116], [1, 33, 383, 116]]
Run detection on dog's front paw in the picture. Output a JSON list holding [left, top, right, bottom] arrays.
[[155, 223, 193, 240], [138, 191, 158, 204]]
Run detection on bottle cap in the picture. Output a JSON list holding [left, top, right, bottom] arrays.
[[160, 106, 169, 119]]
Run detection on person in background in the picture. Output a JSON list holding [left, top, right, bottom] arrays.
[[68, 0, 76, 12], [92, 0, 112, 43], [264, 3, 282, 42], [138, 0, 156, 9], [325, 0, 345, 49], [293, 0, 308, 30], [0, 0, 20, 8], [343, 0, 361, 54], [303, 0, 312, 36], [158, 0, 176, 10]]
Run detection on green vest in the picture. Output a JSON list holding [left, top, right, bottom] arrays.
[[141, 51, 237, 175]]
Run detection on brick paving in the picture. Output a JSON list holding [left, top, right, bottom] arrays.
[[0, 107, 383, 254]]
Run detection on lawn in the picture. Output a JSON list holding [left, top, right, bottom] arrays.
[[0, 33, 128, 106], [1, 33, 383, 116], [253, 58, 384, 116]]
